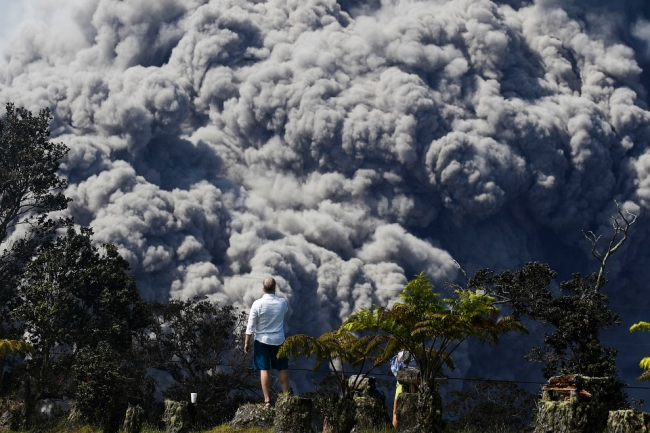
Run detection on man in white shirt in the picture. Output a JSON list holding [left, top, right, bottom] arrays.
[[244, 277, 289, 406]]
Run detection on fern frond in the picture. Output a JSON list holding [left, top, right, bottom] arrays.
[[638, 370, 650, 382], [0, 340, 34, 358], [424, 347, 454, 371], [630, 321, 650, 333], [639, 357, 650, 371]]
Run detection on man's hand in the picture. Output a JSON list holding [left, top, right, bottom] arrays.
[[244, 334, 252, 354]]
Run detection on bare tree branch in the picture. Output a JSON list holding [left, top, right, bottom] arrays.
[[453, 259, 471, 282], [582, 200, 638, 291]]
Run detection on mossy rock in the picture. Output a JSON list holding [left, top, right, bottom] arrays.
[[274, 396, 312, 433], [123, 404, 145, 433], [163, 400, 191, 433], [231, 403, 275, 429], [396, 390, 444, 433], [534, 400, 593, 433], [348, 375, 377, 395], [352, 395, 389, 431], [607, 410, 650, 433]]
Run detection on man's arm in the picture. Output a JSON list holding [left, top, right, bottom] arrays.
[[244, 302, 258, 354], [244, 333, 253, 354]]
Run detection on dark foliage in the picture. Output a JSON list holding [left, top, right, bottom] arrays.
[[140, 297, 259, 428], [468, 262, 628, 410], [445, 379, 537, 432], [0, 103, 71, 341], [0, 102, 70, 243], [73, 342, 154, 433], [9, 226, 149, 422]]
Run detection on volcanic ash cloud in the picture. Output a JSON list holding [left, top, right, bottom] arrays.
[[1, 0, 650, 338]]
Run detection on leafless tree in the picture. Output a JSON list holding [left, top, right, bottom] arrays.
[[582, 200, 638, 291]]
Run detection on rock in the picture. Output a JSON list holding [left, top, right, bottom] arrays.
[[396, 386, 444, 433], [396, 393, 420, 433], [534, 375, 612, 433], [0, 402, 23, 431], [162, 400, 191, 433], [123, 404, 145, 433], [534, 400, 591, 433], [352, 395, 390, 431], [607, 410, 650, 433], [230, 403, 274, 429], [322, 397, 356, 433], [397, 368, 420, 393], [274, 396, 312, 433], [35, 398, 71, 419], [348, 375, 376, 395]]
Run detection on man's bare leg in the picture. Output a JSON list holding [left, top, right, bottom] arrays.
[[393, 397, 398, 427], [260, 370, 271, 403], [278, 369, 289, 393]]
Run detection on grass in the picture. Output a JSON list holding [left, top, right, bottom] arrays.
[[4, 425, 523, 433], [5, 424, 396, 433]]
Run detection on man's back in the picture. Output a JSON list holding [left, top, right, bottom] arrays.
[[247, 293, 288, 345]]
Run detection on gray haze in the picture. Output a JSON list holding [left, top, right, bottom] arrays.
[[2, 0, 650, 389]]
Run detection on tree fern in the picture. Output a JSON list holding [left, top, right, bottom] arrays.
[[342, 272, 528, 388], [630, 321, 650, 380], [278, 330, 384, 397]]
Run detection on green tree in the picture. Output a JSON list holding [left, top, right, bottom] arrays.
[[73, 341, 154, 433], [340, 272, 527, 433], [10, 226, 148, 423], [0, 102, 70, 342], [464, 203, 637, 416], [469, 265, 628, 412], [141, 297, 258, 428], [0, 102, 69, 242], [342, 272, 527, 389]]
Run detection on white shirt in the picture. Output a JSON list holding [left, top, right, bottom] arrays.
[[245, 293, 288, 346]]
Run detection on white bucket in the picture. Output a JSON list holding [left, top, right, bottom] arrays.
[[190, 393, 197, 404]]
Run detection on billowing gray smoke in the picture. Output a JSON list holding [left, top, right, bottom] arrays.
[[2, 0, 650, 385]]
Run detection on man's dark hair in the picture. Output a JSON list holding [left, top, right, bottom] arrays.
[[263, 277, 276, 293]]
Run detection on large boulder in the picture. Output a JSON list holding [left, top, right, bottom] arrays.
[[163, 400, 191, 433], [396, 393, 420, 433], [534, 400, 591, 433], [396, 385, 444, 433], [608, 410, 650, 433], [274, 396, 312, 433], [230, 403, 274, 429], [123, 404, 145, 433], [352, 395, 390, 432], [397, 368, 420, 392]]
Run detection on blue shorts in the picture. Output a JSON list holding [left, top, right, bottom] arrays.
[[253, 340, 288, 371]]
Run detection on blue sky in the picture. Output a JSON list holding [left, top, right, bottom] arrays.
[[0, 0, 83, 64], [0, 1, 29, 61]]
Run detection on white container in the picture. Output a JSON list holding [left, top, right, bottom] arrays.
[[190, 393, 197, 404]]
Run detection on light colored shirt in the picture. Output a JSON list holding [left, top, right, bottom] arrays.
[[245, 293, 288, 346], [391, 350, 417, 377]]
